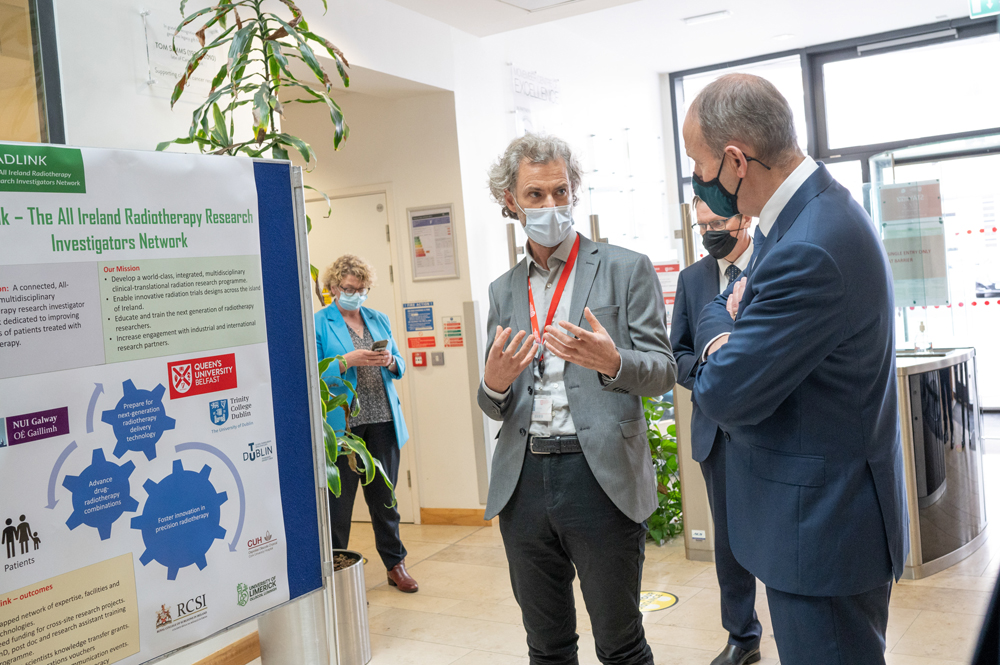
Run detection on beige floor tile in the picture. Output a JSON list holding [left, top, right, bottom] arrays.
[[640, 585, 712, 625], [885, 607, 922, 651], [648, 641, 776, 665], [885, 653, 966, 665], [644, 537, 688, 563], [642, 622, 729, 651], [455, 526, 507, 550], [449, 651, 530, 665], [367, 633, 471, 665], [890, 583, 992, 616], [430, 543, 512, 569], [440, 599, 525, 625], [682, 567, 722, 590], [641, 558, 714, 587], [367, 603, 392, 619], [904, 572, 998, 592], [368, 607, 529, 656], [644, 587, 720, 629], [400, 523, 484, 544], [366, 587, 463, 613], [890, 609, 983, 661], [404, 559, 517, 603]]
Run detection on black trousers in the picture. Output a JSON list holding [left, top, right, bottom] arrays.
[[499, 448, 654, 665], [328, 421, 407, 570], [766, 581, 892, 665], [700, 429, 762, 650]]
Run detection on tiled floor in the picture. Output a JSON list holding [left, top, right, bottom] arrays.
[[349, 455, 1000, 665]]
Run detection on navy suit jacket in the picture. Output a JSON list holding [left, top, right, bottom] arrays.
[[670, 254, 725, 463], [692, 164, 909, 597]]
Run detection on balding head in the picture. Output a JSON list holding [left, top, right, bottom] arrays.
[[692, 73, 800, 167]]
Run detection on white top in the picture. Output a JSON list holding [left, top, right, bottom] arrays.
[[482, 232, 579, 436], [716, 237, 754, 295], [757, 155, 819, 239]]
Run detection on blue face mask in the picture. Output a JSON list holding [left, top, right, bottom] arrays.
[[337, 292, 366, 311], [692, 152, 771, 219]]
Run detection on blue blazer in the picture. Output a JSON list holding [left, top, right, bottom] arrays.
[[670, 254, 724, 463], [692, 164, 909, 597], [315, 305, 409, 449]]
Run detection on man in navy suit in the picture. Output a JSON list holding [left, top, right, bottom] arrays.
[[683, 73, 909, 664], [671, 196, 760, 665]]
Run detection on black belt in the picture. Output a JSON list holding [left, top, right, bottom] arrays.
[[529, 435, 582, 454]]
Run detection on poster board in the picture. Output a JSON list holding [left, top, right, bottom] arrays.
[[408, 205, 458, 281], [0, 144, 324, 665]]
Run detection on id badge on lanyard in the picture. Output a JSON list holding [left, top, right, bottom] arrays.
[[527, 234, 581, 378], [531, 390, 553, 423]]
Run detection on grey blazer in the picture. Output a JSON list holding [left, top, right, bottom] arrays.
[[477, 234, 677, 523]]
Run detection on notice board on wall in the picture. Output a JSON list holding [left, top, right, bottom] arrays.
[[0, 144, 323, 664]]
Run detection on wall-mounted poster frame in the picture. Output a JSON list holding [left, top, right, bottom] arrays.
[[408, 204, 459, 282]]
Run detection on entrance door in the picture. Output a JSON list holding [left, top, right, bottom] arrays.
[[306, 193, 415, 523]]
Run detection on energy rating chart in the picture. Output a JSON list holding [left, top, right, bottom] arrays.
[[0, 145, 293, 665]]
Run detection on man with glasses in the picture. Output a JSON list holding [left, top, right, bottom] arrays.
[[670, 196, 759, 665]]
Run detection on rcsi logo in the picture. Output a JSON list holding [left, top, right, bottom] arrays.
[[155, 594, 209, 633], [168, 354, 237, 399], [155, 604, 172, 628]]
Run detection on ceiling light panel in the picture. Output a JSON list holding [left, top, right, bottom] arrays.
[[682, 9, 731, 25]]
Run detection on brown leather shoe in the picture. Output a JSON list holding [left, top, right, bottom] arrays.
[[387, 561, 418, 593]]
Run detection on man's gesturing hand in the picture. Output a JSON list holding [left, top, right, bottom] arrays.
[[544, 307, 621, 377], [484, 326, 537, 393]]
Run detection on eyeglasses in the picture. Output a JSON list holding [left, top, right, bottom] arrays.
[[338, 284, 370, 296], [692, 219, 733, 232]]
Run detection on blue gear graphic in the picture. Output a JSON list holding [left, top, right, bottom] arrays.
[[131, 459, 228, 580], [102, 379, 176, 460], [62, 448, 140, 540]]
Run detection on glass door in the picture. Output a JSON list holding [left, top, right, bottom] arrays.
[[872, 135, 1000, 407], [0, 0, 50, 142]]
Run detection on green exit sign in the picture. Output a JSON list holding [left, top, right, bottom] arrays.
[[970, 0, 1000, 18]]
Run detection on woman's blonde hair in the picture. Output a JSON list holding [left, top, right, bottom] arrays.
[[323, 254, 375, 294]]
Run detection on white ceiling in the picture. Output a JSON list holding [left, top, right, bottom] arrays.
[[386, 0, 975, 73], [382, 0, 645, 37]]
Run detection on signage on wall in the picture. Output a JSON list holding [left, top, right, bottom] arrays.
[[408, 206, 459, 281], [141, 11, 221, 101], [653, 261, 680, 326], [877, 180, 950, 307], [969, 0, 1000, 19], [404, 302, 436, 349], [442, 316, 464, 348], [510, 64, 563, 136]]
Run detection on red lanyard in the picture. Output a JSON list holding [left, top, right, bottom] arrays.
[[527, 234, 581, 363]]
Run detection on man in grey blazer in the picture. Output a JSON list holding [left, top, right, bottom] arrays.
[[478, 133, 676, 665]]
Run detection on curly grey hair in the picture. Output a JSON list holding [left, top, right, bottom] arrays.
[[487, 133, 583, 219], [693, 73, 800, 167]]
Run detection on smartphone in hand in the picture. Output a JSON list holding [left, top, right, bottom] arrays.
[[371, 339, 389, 352]]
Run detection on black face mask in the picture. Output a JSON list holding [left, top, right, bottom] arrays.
[[702, 229, 739, 259]]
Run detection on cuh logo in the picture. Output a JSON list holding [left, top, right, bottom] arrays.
[[177, 594, 207, 618], [3, 514, 40, 559], [210, 399, 229, 426], [237, 583, 249, 607], [171, 363, 193, 394], [155, 604, 172, 628]]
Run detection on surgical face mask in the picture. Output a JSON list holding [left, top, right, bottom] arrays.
[[692, 152, 771, 219], [702, 227, 740, 259], [514, 198, 575, 247], [337, 292, 366, 311]]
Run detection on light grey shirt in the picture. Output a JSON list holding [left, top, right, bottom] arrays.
[[482, 232, 578, 436]]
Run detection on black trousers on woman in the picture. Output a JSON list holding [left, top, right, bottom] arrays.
[[328, 421, 407, 570]]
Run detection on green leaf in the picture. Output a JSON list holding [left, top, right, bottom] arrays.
[[318, 356, 338, 376], [210, 63, 228, 91], [211, 103, 229, 148], [326, 463, 341, 497], [277, 133, 314, 163], [265, 13, 330, 90], [323, 420, 338, 464], [342, 434, 376, 485], [370, 457, 397, 507], [174, 6, 217, 42], [252, 85, 270, 138], [227, 24, 254, 71], [272, 144, 289, 160], [304, 184, 332, 218]]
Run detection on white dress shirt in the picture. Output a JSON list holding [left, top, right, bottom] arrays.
[[700, 155, 819, 360], [482, 232, 578, 436], [716, 237, 754, 295]]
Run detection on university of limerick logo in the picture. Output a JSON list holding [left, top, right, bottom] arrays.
[[237, 583, 249, 607], [210, 399, 229, 426], [171, 363, 193, 394]]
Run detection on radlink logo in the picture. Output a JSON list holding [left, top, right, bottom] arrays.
[[1, 153, 46, 166]]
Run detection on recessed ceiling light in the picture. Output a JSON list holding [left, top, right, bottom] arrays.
[[772, 33, 795, 41], [935, 14, 948, 19], [682, 10, 731, 26]]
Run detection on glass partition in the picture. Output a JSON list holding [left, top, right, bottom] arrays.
[[0, 0, 49, 142]]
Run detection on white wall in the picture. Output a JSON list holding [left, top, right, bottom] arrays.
[[284, 89, 485, 512]]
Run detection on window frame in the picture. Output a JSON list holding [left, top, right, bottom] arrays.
[[4, 0, 64, 143], [668, 16, 1000, 205]]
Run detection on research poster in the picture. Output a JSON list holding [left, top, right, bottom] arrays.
[[0, 143, 290, 665], [408, 206, 457, 280]]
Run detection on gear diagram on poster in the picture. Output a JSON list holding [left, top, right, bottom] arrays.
[[131, 459, 228, 580], [102, 379, 176, 460], [62, 448, 140, 540]]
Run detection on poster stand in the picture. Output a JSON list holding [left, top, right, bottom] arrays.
[[0, 146, 337, 665]]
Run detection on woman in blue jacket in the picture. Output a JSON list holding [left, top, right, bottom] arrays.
[[316, 254, 417, 593]]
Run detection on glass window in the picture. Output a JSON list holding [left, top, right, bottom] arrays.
[[824, 160, 864, 207], [0, 0, 46, 142], [676, 56, 808, 178], [823, 34, 1000, 149]]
